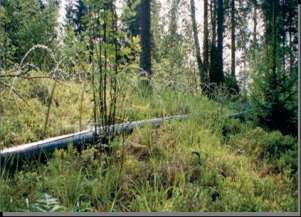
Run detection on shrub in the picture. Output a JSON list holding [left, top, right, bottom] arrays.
[[228, 126, 297, 175], [261, 131, 297, 174]]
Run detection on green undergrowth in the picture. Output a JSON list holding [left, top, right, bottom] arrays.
[[0, 77, 92, 149], [0, 73, 230, 148], [0, 83, 298, 211]]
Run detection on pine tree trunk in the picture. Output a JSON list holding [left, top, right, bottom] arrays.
[[288, 0, 293, 74], [216, 0, 224, 84], [139, 0, 151, 76], [203, 0, 209, 82], [230, 0, 236, 78]]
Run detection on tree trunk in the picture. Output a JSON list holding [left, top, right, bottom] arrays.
[[139, 0, 151, 76], [216, 0, 224, 84], [190, 0, 205, 85], [209, 0, 217, 85], [272, 0, 277, 77], [297, 4, 301, 77], [203, 0, 209, 82], [230, 0, 236, 78], [253, 0, 257, 49], [281, 0, 286, 69], [289, 25, 293, 73], [287, 0, 294, 74]]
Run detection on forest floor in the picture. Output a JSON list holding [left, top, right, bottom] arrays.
[[0, 76, 298, 212]]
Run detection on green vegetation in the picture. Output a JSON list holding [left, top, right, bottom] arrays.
[[0, 89, 298, 211], [0, 0, 298, 213]]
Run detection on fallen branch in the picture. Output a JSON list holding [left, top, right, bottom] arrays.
[[0, 115, 188, 167], [0, 112, 247, 167]]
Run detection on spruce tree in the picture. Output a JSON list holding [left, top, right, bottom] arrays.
[[250, 0, 298, 136]]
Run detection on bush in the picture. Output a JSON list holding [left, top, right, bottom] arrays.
[[227, 126, 297, 175], [261, 131, 297, 174], [262, 131, 296, 160]]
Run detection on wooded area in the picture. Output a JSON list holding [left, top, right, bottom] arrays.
[[0, 0, 299, 212]]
